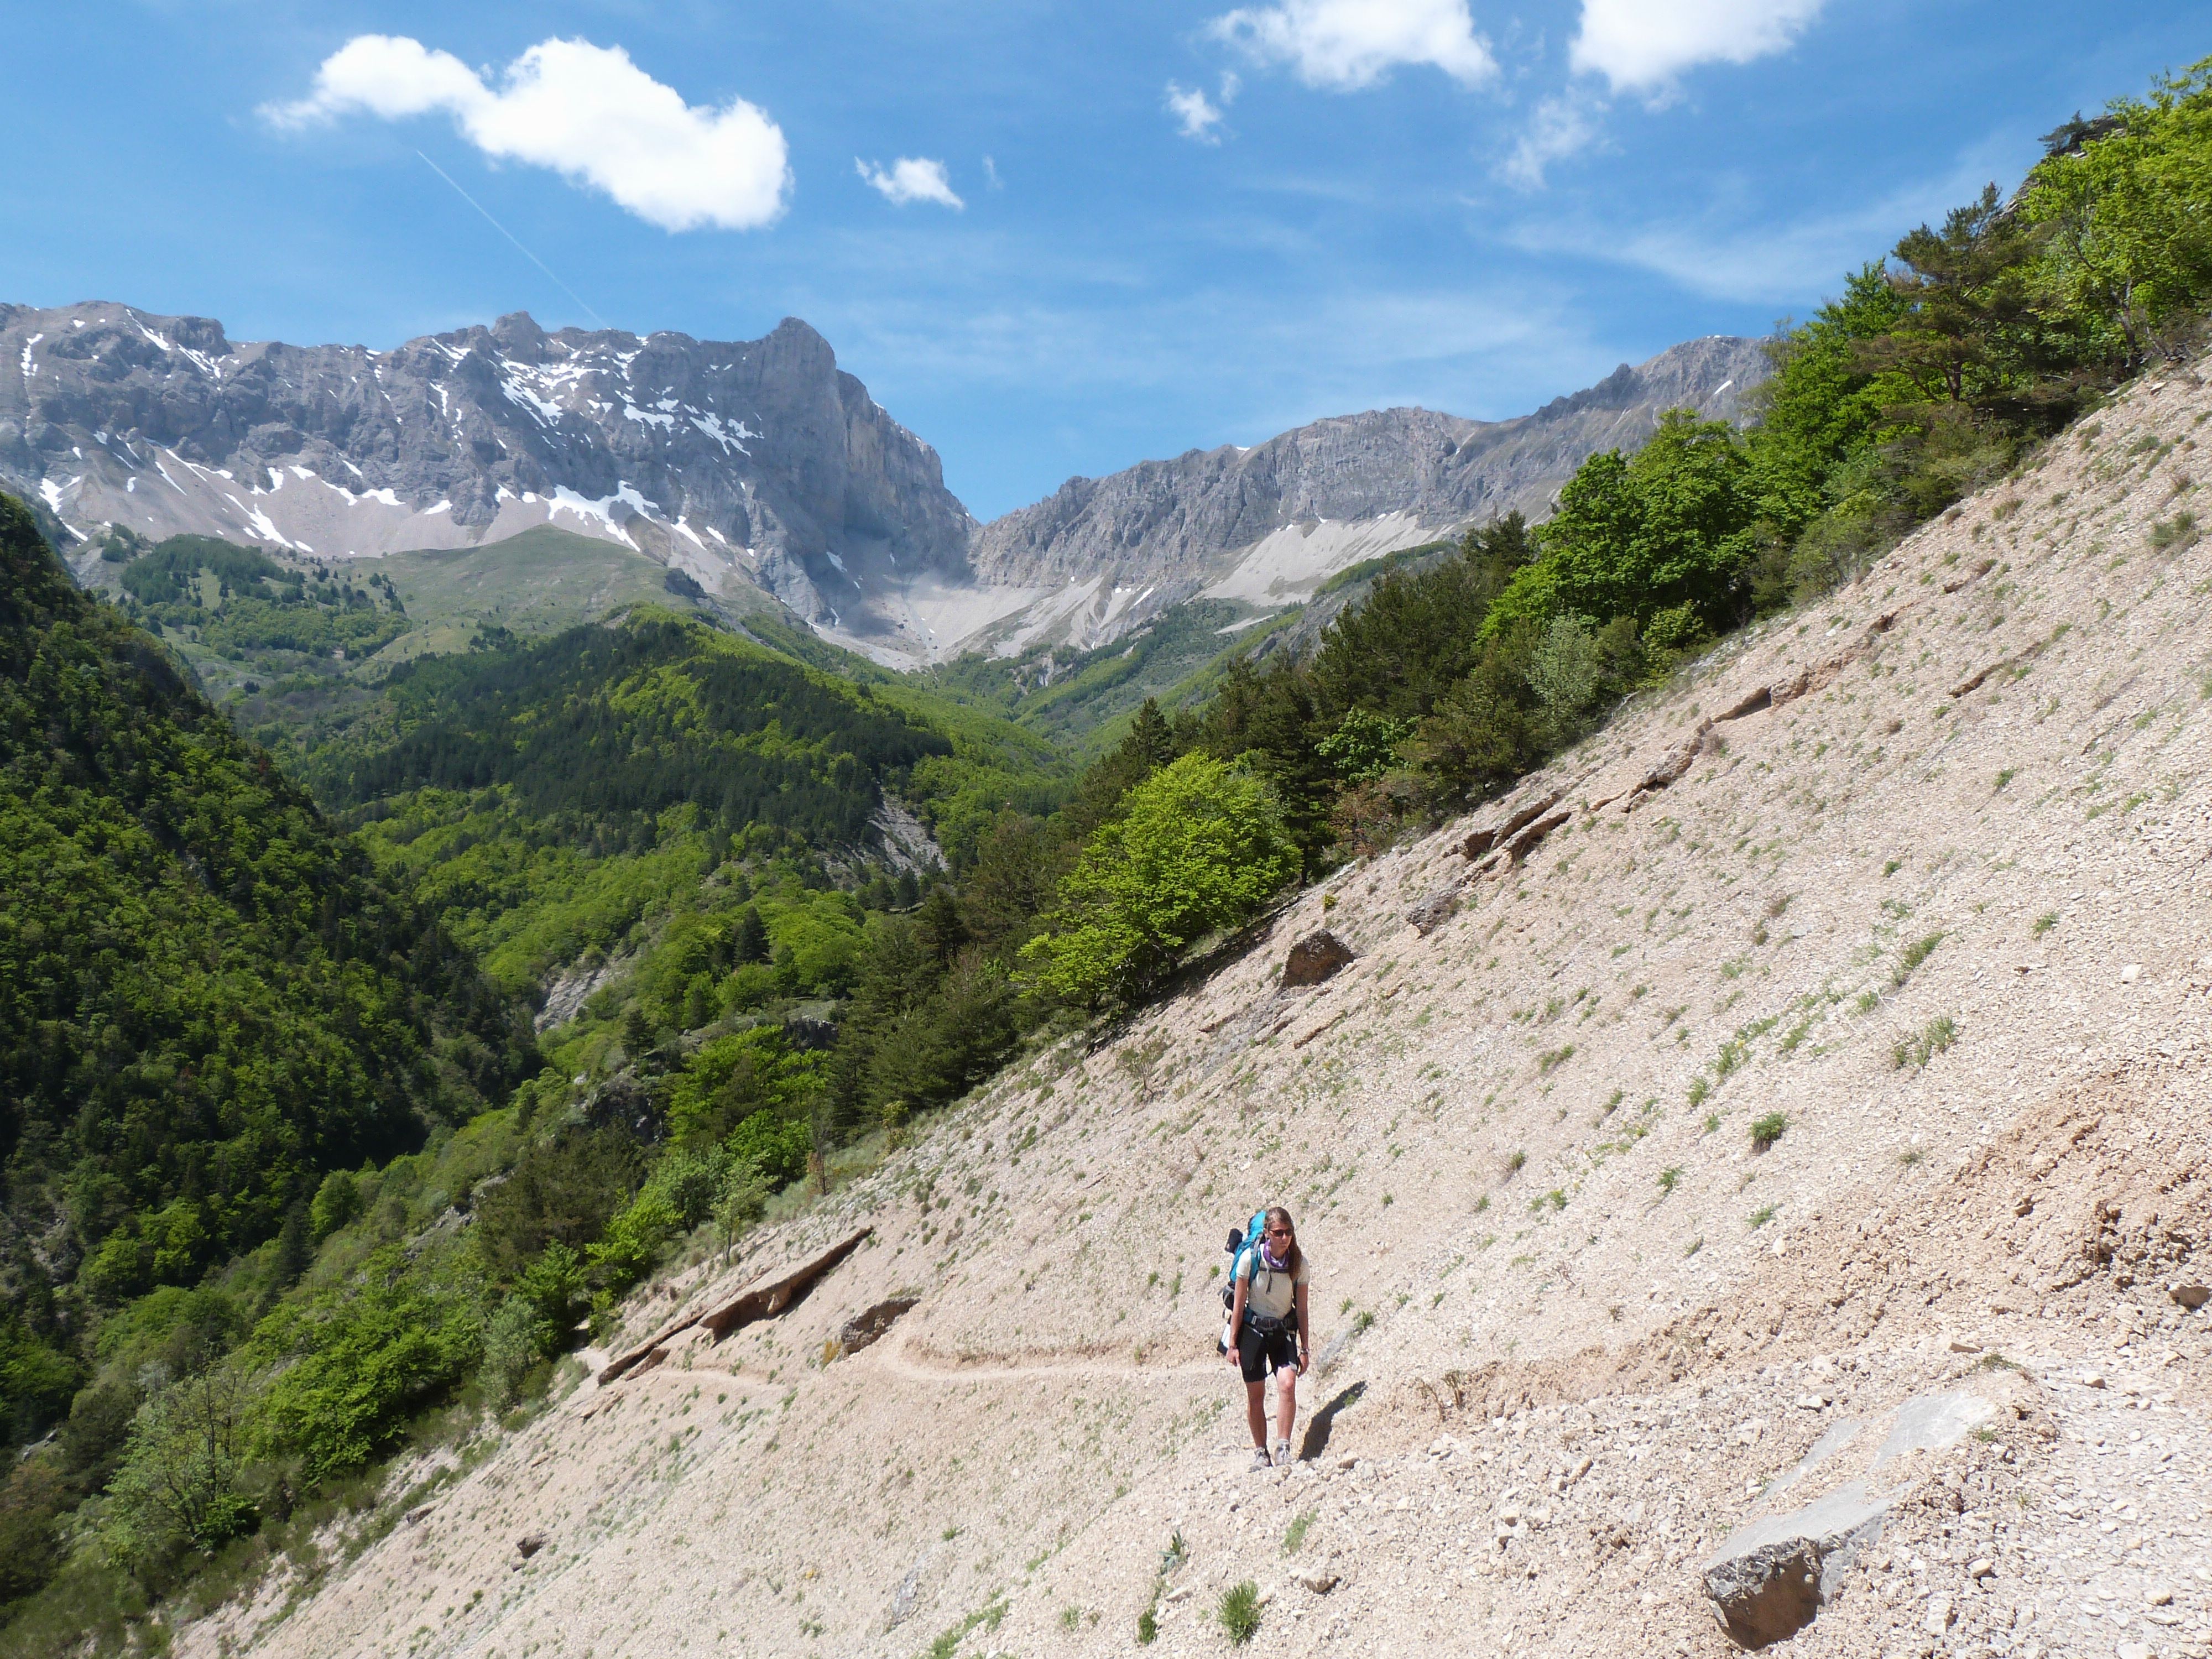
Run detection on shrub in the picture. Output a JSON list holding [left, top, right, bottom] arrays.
[[589, 1149, 773, 1292], [1315, 708, 1414, 785], [1217, 1579, 1262, 1645], [1658, 1166, 1682, 1194], [309, 1170, 363, 1243], [1749, 1113, 1789, 1150], [479, 1297, 547, 1410], [1021, 754, 1300, 1006], [249, 1248, 484, 1485], [1526, 614, 1603, 734]]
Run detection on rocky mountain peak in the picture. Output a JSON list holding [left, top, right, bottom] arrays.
[[0, 301, 974, 632]]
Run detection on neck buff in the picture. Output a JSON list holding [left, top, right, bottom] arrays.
[[1261, 1239, 1290, 1272]]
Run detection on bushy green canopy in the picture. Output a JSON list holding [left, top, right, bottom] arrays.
[[1021, 753, 1298, 1005]]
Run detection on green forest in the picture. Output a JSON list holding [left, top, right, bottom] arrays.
[[3, 58, 2210, 1651]]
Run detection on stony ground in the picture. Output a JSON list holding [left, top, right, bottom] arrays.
[[179, 362, 2212, 1659]]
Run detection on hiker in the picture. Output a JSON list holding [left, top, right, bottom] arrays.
[[1225, 1206, 1311, 1469]]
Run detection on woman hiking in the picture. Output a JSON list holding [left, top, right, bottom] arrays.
[[1226, 1206, 1311, 1470]]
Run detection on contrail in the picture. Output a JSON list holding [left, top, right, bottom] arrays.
[[415, 150, 608, 329]]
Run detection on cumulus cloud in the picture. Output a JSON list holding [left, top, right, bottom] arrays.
[[856, 157, 964, 209], [1571, 0, 1827, 96], [264, 35, 789, 232], [1211, 0, 1496, 91], [1166, 74, 1237, 143], [1499, 92, 1605, 190]]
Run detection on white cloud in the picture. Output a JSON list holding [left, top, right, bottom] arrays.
[[1499, 92, 1605, 190], [1166, 81, 1229, 143], [1571, 0, 1827, 96], [265, 35, 789, 232], [856, 157, 964, 210], [1211, 0, 1497, 91]]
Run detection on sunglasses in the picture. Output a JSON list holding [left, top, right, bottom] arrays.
[[1266, 1228, 1292, 1238]]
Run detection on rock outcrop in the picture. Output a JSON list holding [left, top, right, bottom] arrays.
[[1702, 1483, 1889, 1646], [0, 302, 974, 637], [1281, 929, 1355, 987]]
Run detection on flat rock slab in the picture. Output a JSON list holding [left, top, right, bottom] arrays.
[[597, 1227, 873, 1384], [1700, 1386, 2004, 1647], [1702, 1481, 1889, 1648], [1872, 1389, 1996, 1470]]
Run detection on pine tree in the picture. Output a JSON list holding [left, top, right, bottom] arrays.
[[733, 905, 770, 964], [271, 1202, 312, 1294]]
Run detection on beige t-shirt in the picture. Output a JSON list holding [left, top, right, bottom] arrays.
[[1238, 1249, 1310, 1321]]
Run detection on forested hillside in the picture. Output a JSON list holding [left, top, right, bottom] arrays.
[[0, 492, 533, 1620]]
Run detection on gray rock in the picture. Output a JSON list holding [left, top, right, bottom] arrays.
[[888, 1547, 935, 1625], [2172, 1283, 2209, 1310], [1404, 885, 1462, 935], [1872, 1390, 1996, 1470], [1504, 809, 1571, 863], [1283, 930, 1356, 988], [1700, 1481, 1888, 1648]]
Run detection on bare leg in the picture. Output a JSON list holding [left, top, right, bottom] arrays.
[[1245, 1378, 1269, 1448], [1275, 1370, 1298, 1452]]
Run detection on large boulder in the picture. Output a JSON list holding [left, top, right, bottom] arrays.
[[1700, 1482, 1888, 1647], [1283, 930, 1355, 987]]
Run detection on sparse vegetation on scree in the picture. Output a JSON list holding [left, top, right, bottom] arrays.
[[4, 54, 2212, 1652]]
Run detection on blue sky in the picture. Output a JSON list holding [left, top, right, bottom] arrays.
[[4, 4, 2203, 518]]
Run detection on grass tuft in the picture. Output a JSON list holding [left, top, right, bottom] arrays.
[[1892, 1014, 1960, 1071], [1218, 1580, 1262, 1645]]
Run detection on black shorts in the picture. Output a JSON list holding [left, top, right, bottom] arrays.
[[1237, 1322, 1298, 1383]]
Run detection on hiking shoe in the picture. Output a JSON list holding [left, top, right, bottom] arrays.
[[1274, 1441, 1294, 1467], [1249, 1448, 1273, 1473]]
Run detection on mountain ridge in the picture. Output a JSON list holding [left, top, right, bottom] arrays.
[[0, 302, 975, 636], [4, 302, 1764, 666]]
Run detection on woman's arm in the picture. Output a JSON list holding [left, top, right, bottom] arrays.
[[1293, 1281, 1311, 1374], [1228, 1274, 1248, 1358]]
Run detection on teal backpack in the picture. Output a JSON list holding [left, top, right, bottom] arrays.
[[1222, 1210, 1267, 1304], [1215, 1209, 1269, 1352]]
